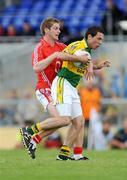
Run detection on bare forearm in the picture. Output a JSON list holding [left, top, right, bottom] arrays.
[[33, 51, 90, 73], [93, 64, 102, 70], [33, 52, 82, 73], [59, 52, 89, 63], [93, 60, 111, 70], [110, 140, 126, 149], [33, 53, 57, 73]]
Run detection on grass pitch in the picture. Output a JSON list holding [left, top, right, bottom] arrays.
[[0, 148, 126, 180]]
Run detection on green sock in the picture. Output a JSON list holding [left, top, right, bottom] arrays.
[[27, 123, 41, 135], [27, 127, 35, 135]]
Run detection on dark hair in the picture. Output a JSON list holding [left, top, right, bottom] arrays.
[[85, 26, 104, 39], [40, 17, 60, 35]]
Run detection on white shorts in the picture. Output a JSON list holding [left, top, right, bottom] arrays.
[[51, 76, 82, 119], [36, 88, 52, 111]]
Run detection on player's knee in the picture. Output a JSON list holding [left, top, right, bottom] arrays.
[[77, 120, 84, 130], [75, 117, 84, 130], [80, 120, 85, 129]]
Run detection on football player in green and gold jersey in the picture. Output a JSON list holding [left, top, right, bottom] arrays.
[[52, 26, 110, 160]]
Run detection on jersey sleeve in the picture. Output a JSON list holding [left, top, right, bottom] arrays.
[[63, 41, 80, 54], [32, 44, 44, 66]]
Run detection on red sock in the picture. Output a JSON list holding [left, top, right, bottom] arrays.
[[32, 134, 41, 144], [74, 147, 83, 155]]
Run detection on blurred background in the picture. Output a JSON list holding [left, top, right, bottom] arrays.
[[0, 0, 127, 151]]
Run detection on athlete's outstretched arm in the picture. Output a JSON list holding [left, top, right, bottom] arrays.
[[84, 60, 111, 81], [93, 60, 111, 70]]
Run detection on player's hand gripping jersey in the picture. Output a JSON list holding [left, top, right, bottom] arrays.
[[57, 39, 91, 88]]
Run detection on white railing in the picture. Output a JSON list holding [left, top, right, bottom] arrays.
[[0, 98, 127, 126], [0, 35, 127, 43], [102, 98, 127, 105], [0, 98, 127, 105]]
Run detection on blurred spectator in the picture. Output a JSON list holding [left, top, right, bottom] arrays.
[[14, 90, 40, 126], [88, 117, 113, 150], [0, 24, 6, 36], [123, 73, 127, 97], [0, 106, 13, 126], [101, 120, 114, 149], [21, 22, 36, 36], [110, 117, 127, 149], [59, 20, 83, 45], [59, 20, 71, 43], [6, 89, 19, 125], [65, 32, 83, 45], [104, 105, 118, 124], [0, 89, 19, 126], [79, 80, 102, 148], [110, 74, 121, 97], [6, 24, 17, 36], [80, 80, 102, 127], [101, 0, 123, 35]]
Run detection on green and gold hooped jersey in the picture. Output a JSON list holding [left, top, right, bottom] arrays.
[[57, 39, 91, 88]]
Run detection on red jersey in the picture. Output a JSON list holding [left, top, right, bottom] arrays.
[[32, 38, 66, 90]]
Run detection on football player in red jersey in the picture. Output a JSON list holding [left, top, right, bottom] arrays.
[[20, 17, 91, 160]]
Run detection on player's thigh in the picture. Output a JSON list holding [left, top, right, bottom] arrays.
[[72, 115, 85, 130], [51, 77, 72, 104], [47, 102, 60, 117], [52, 77, 81, 118], [36, 89, 52, 111], [71, 102, 83, 119], [71, 102, 85, 129], [56, 103, 72, 118]]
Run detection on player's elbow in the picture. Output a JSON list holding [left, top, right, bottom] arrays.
[[33, 64, 41, 73]]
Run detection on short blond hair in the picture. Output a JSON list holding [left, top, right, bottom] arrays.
[[40, 17, 60, 35]]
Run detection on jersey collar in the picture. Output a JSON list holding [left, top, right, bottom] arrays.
[[41, 38, 57, 47], [40, 38, 51, 47], [82, 38, 91, 53]]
